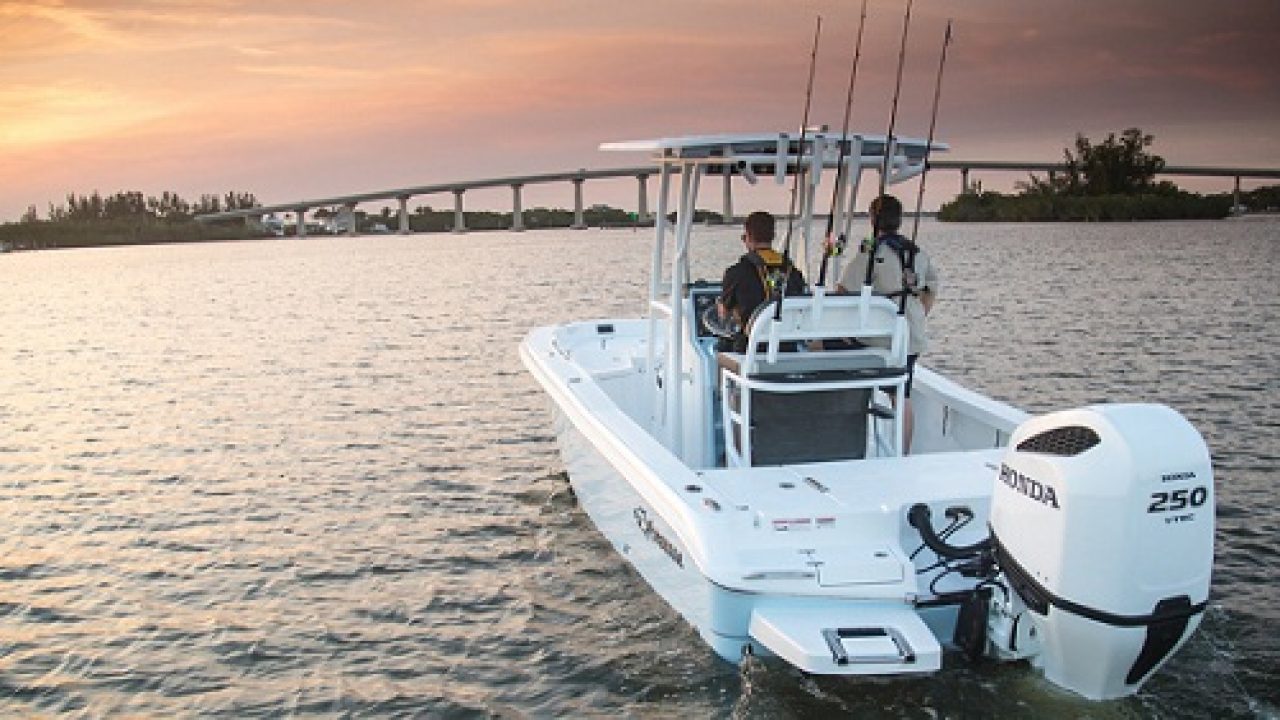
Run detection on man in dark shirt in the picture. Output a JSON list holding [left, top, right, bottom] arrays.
[[716, 211, 807, 352]]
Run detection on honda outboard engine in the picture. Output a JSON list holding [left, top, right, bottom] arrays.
[[987, 404, 1214, 700]]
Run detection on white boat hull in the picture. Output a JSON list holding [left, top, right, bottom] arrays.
[[523, 319, 1013, 675], [552, 402, 958, 671]]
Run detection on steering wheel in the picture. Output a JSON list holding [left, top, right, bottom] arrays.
[[700, 303, 740, 340]]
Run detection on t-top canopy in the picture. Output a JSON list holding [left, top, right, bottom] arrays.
[[601, 131, 947, 175]]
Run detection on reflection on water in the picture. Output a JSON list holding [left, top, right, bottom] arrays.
[[0, 219, 1276, 717]]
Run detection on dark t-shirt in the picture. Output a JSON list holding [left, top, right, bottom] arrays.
[[719, 250, 807, 352]]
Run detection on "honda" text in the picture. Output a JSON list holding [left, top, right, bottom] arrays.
[[999, 464, 1061, 509]]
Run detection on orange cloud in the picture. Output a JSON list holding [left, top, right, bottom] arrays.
[[0, 81, 176, 149], [1, 1, 131, 49]]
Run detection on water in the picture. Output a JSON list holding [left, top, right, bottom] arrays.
[[0, 219, 1275, 718]]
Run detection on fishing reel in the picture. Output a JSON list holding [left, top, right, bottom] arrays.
[[823, 234, 848, 258]]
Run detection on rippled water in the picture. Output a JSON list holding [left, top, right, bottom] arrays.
[[0, 219, 1276, 718]]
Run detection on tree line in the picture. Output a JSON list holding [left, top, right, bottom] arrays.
[[298, 204, 649, 234], [393, 204, 642, 233], [23, 190, 260, 224], [0, 191, 654, 250], [2, 190, 262, 250], [939, 129, 1251, 222]]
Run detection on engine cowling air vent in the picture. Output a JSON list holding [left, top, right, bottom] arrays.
[[1015, 425, 1100, 456]]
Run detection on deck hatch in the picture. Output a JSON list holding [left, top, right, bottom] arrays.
[[815, 547, 904, 586]]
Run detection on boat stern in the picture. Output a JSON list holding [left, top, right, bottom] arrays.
[[748, 601, 941, 675]]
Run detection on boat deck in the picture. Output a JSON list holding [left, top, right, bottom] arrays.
[[688, 450, 1000, 597], [699, 449, 1000, 516]]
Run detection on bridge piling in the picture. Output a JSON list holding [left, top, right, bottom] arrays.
[[512, 184, 525, 231], [572, 177, 586, 230], [637, 174, 650, 223], [342, 202, 358, 236], [296, 209, 307, 238], [453, 190, 466, 233], [398, 196, 410, 235], [722, 170, 733, 223]]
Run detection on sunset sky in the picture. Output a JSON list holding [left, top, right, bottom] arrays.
[[1, 0, 1278, 221]]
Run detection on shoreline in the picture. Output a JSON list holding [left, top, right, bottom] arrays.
[[3, 213, 1276, 255]]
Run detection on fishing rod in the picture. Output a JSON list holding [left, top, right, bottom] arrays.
[[908, 20, 953, 244], [864, 0, 913, 288], [774, 15, 822, 322], [817, 0, 869, 289]]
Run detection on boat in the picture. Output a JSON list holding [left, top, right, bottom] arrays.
[[520, 131, 1214, 701], [261, 212, 286, 236]]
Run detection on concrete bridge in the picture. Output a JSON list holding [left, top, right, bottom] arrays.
[[196, 161, 1280, 235]]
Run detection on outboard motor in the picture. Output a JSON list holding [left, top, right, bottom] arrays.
[[987, 404, 1214, 700]]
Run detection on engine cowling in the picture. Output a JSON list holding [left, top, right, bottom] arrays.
[[989, 403, 1214, 700]]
